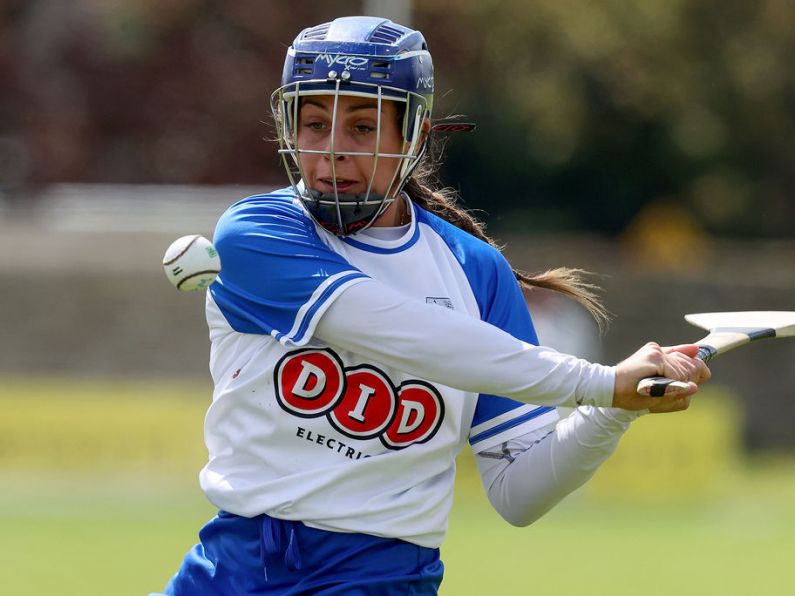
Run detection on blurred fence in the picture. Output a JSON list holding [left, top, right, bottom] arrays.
[[1, 184, 794, 450]]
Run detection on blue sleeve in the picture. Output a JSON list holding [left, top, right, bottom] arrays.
[[209, 193, 369, 346], [466, 255, 558, 449]]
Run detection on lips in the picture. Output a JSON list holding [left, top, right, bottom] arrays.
[[316, 177, 360, 194]]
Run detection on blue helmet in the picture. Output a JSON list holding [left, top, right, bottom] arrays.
[[271, 16, 434, 235]]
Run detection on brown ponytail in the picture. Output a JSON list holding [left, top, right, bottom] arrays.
[[403, 162, 609, 331]]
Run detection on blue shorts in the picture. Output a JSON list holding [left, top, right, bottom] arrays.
[[153, 511, 444, 595]]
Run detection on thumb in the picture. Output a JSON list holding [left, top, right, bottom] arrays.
[[663, 344, 700, 357]]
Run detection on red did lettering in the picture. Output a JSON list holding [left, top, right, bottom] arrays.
[[382, 381, 445, 449], [328, 365, 397, 438], [275, 349, 345, 417], [273, 348, 446, 448]]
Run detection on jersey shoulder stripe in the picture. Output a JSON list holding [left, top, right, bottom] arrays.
[[209, 188, 369, 346], [469, 406, 556, 444], [273, 270, 369, 345]]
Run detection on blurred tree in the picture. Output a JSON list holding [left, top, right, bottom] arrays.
[[416, 0, 795, 238], [1, 0, 362, 186], [2, 0, 793, 237]]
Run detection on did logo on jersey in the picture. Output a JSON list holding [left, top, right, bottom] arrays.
[[274, 348, 445, 449]]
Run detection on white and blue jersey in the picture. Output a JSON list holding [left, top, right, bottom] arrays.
[[200, 187, 558, 548]]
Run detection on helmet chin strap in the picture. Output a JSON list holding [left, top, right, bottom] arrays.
[[306, 188, 393, 208], [304, 188, 395, 235]]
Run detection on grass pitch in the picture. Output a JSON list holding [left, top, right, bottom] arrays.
[[1, 377, 794, 595]]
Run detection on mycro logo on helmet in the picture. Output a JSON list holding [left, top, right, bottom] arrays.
[[274, 348, 445, 449], [417, 76, 434, 90], [316, 53, 369, 70]]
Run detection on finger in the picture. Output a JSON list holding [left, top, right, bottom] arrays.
[[666, 352, 711, 384], [663, 344, 700, 358], [649, 394, 692, 414], [694, 360, 712, 384], [650, 398, 690, 413], [662, 353, 693, 380]]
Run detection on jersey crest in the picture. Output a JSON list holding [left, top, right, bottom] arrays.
[[425, 296, 454, 309]]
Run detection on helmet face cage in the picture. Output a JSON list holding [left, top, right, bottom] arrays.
[[271, 16, 434, 236], [271, 80, 429, 235]]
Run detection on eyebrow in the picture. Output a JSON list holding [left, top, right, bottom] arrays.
[[301, 98, 382, 113]]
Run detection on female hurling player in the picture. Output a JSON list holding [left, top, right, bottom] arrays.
[[155, 15, 710, 596]]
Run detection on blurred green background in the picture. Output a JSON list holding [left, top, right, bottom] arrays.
[[3, 380, 795, 595], [1, 0, 794, 594]]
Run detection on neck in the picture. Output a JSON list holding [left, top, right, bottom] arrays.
[[372, 193, 410, 227]]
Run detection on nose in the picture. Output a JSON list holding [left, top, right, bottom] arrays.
[[323, 124, 352, 161], [323, 150, 346, 162]]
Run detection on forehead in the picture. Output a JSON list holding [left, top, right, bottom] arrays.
[[299, 94, 400, 113]]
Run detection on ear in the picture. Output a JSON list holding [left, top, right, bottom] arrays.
[[418, 117, 432, 146]]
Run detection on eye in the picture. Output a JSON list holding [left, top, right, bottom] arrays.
[[305, 121, 327, 131], [353, 124, 375, 134]]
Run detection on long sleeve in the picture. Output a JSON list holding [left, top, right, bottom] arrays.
[[475, 407, 643, 526], [314, 279, 615, 409]]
